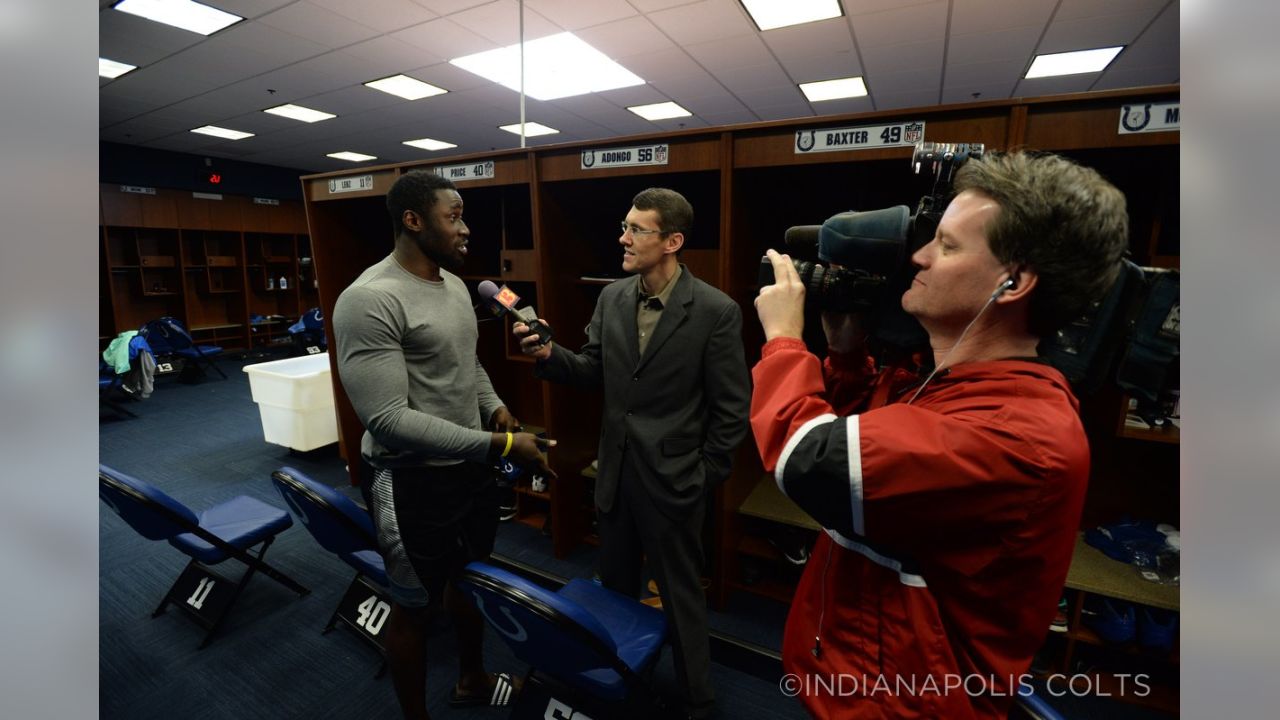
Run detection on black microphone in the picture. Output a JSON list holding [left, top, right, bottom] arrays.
[[784, 224, 821, 252], [477, 280, 553, 346]]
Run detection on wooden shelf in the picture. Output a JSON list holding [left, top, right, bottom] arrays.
[[1117, 422, 1179, 444], [738, 475, 820, 531], [1065, 534, 1178, 611], [514, 486, 551, 501]]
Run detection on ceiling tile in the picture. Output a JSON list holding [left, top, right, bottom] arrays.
[[717, 63, 794, 94], [409, 1, 497, 16], [342, 35, 446, 71], [866, 65, 941, 96], [525, 0, 638, 30], [684, 34, 773, 72], [948, 0, 1056, 36], [845, 0, 941, 16], [680, 92, 749, 116], [945, 59, 1027, 88], [761, 16, 854, 60], [628, 0, 703, 11], [947, 26, 1041, 66], [257, 1, 382, 47], [648, 0, 756, 46], [940, 80, 1018, 104], [1012, 74, 1100, 98], [618, 49, 708, 82], [780, 52, 864, 84], [392, 18, 498, 59], [873, 89, 942, 111], [1091, 64, 1179, 92], [861, 39, 945, 75], [577, 16, 677, 57], [447, 0, 561, 45], [701, 109, 757, 125], [1054, 0, 1170, 22], [1039, 10, 1162, 54], [208, 1, 298, 18], [307, 0, 438, 33], [808, 96, 876, 116], [850, 1, 948, 49]]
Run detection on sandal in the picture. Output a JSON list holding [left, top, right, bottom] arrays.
[[448, 671, 517, 708]]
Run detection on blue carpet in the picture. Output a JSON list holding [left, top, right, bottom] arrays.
[[99, 355, 807, 719]]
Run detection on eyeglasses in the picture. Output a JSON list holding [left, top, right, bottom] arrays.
[[620, 221, 665, 237]]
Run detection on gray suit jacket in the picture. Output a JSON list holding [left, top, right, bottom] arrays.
[[535, 265, 751, 517]]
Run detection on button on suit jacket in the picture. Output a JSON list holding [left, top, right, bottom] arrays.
[[535, 265, 751, 518]]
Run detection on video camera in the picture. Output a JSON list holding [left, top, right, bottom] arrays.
[[758, 141, 984, 348]]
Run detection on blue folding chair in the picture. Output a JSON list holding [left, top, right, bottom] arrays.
[[98, 465, 308, 648], [288, 307, 328, 355], [140, 316, 227, 379], [457, 561, 669, 719], [270, 467, 390, 673]]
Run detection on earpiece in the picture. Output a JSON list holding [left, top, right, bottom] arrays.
[[991, 276, 1016, 299]]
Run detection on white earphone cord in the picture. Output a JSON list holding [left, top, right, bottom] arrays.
[[906, 290, 1002, 405]]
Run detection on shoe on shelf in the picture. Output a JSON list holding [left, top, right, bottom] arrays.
[[497, 487, 517, 521], [1138, 606, 1178, 652], [1049, 597, 1069, 633], [1081, 596, 1136, 644]]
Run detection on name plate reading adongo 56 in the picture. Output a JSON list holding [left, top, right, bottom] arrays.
[[1118, 102, 1180, 134], [433, 161, 496, 182], [328, 175, 374, 194], [580, 143, 669, 170], [795, 121, 925, 154]]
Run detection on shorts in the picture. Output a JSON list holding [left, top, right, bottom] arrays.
[[367, 461, 498, 608]]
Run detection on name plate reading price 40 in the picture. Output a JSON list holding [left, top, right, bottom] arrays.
[[795, 121, 925, 154], [433, 161, 496, 182], [327, 174, 375, 194], [581, 143, 669, 170]]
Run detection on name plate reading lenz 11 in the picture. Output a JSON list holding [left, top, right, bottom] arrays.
[[580, 143, 669, 170], [327, 175, 375, 194], [794, 121, 925, 154]]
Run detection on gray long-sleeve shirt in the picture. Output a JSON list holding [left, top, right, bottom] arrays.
[[333, 255, 502, 468]]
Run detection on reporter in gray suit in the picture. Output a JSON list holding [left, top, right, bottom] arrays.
[[514, 188, 750, 719]]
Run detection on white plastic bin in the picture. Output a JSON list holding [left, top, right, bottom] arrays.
[[243, 353, 338, 451]]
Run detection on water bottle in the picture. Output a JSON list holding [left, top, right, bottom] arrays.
[[279, 275, 288, 290]]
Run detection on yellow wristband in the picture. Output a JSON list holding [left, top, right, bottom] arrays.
[[500, 431, 514, 458]]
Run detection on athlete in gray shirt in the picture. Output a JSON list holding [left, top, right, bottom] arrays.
[[332, 171, 551, 717]]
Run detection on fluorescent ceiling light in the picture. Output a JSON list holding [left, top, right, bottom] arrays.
[[114, 0, 243, 36], [263, 104, 336, 123], [799, 76, 868, 102], [1025, 46, 1124, 78], [498, 122, 559, 137], [364, 75, 448, 101], [403, 138, 458, 151], [628, 101, 692, 121], [327, 151, 377, 162], [450, 32, 644, 101], [191, 125, 254, 140], [99, 58, 136, 79], [740, 0, 842, 31]]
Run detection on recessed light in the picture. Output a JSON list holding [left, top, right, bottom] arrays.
[[99, 58, 137, 79], [403, 138, 459, 151], [263, 104, 336, 123], [740, 0, 842, 31], [498, 122, 559, 137], [451, 32, 644, 101], [364, 75, 448, 101], [628, 102, 692, 121], [327, 151, 377, 162], [191, 125, 254, 140], [114, 0, 243, 36], [799, 76, 868, 102], [1025, 47, 1124, 79]]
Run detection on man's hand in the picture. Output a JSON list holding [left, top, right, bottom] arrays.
[[513, 320, 554, 360], [821, 311, 868, 355], [754, 249, 806, 341], [488, 406, 519, 432], [507, 432, 558, 480]]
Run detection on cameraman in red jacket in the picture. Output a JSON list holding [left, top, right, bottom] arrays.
[[751, 151, 1129, 719]]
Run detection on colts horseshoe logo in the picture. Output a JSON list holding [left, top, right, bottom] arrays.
[[581, 151, 595, 168], [796, 131, 816, 152], [1121, 104, 1152, 132], [472, 592, 529, 642]]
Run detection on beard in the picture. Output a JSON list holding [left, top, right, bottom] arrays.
[[416, 228, 464, 272]]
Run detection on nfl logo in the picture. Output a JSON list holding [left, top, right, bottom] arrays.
[[656, 146, 668, 163], [903, 123, 924, 143]]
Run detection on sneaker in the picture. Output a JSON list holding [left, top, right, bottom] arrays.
[[1137, 606, 1178, 652], [530, 473, 547, 493], [497, 487, 517, 521], [1081, 597, 1135, 643], [1049, 597, 1069, 633], [768, 532, 810, 565]]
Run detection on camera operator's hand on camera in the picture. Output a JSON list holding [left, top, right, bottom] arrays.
[[821, 311, 868, 355], [513, 320, 553, 360], [506, 432, 558, 480], [755, 249, 806, 341]]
